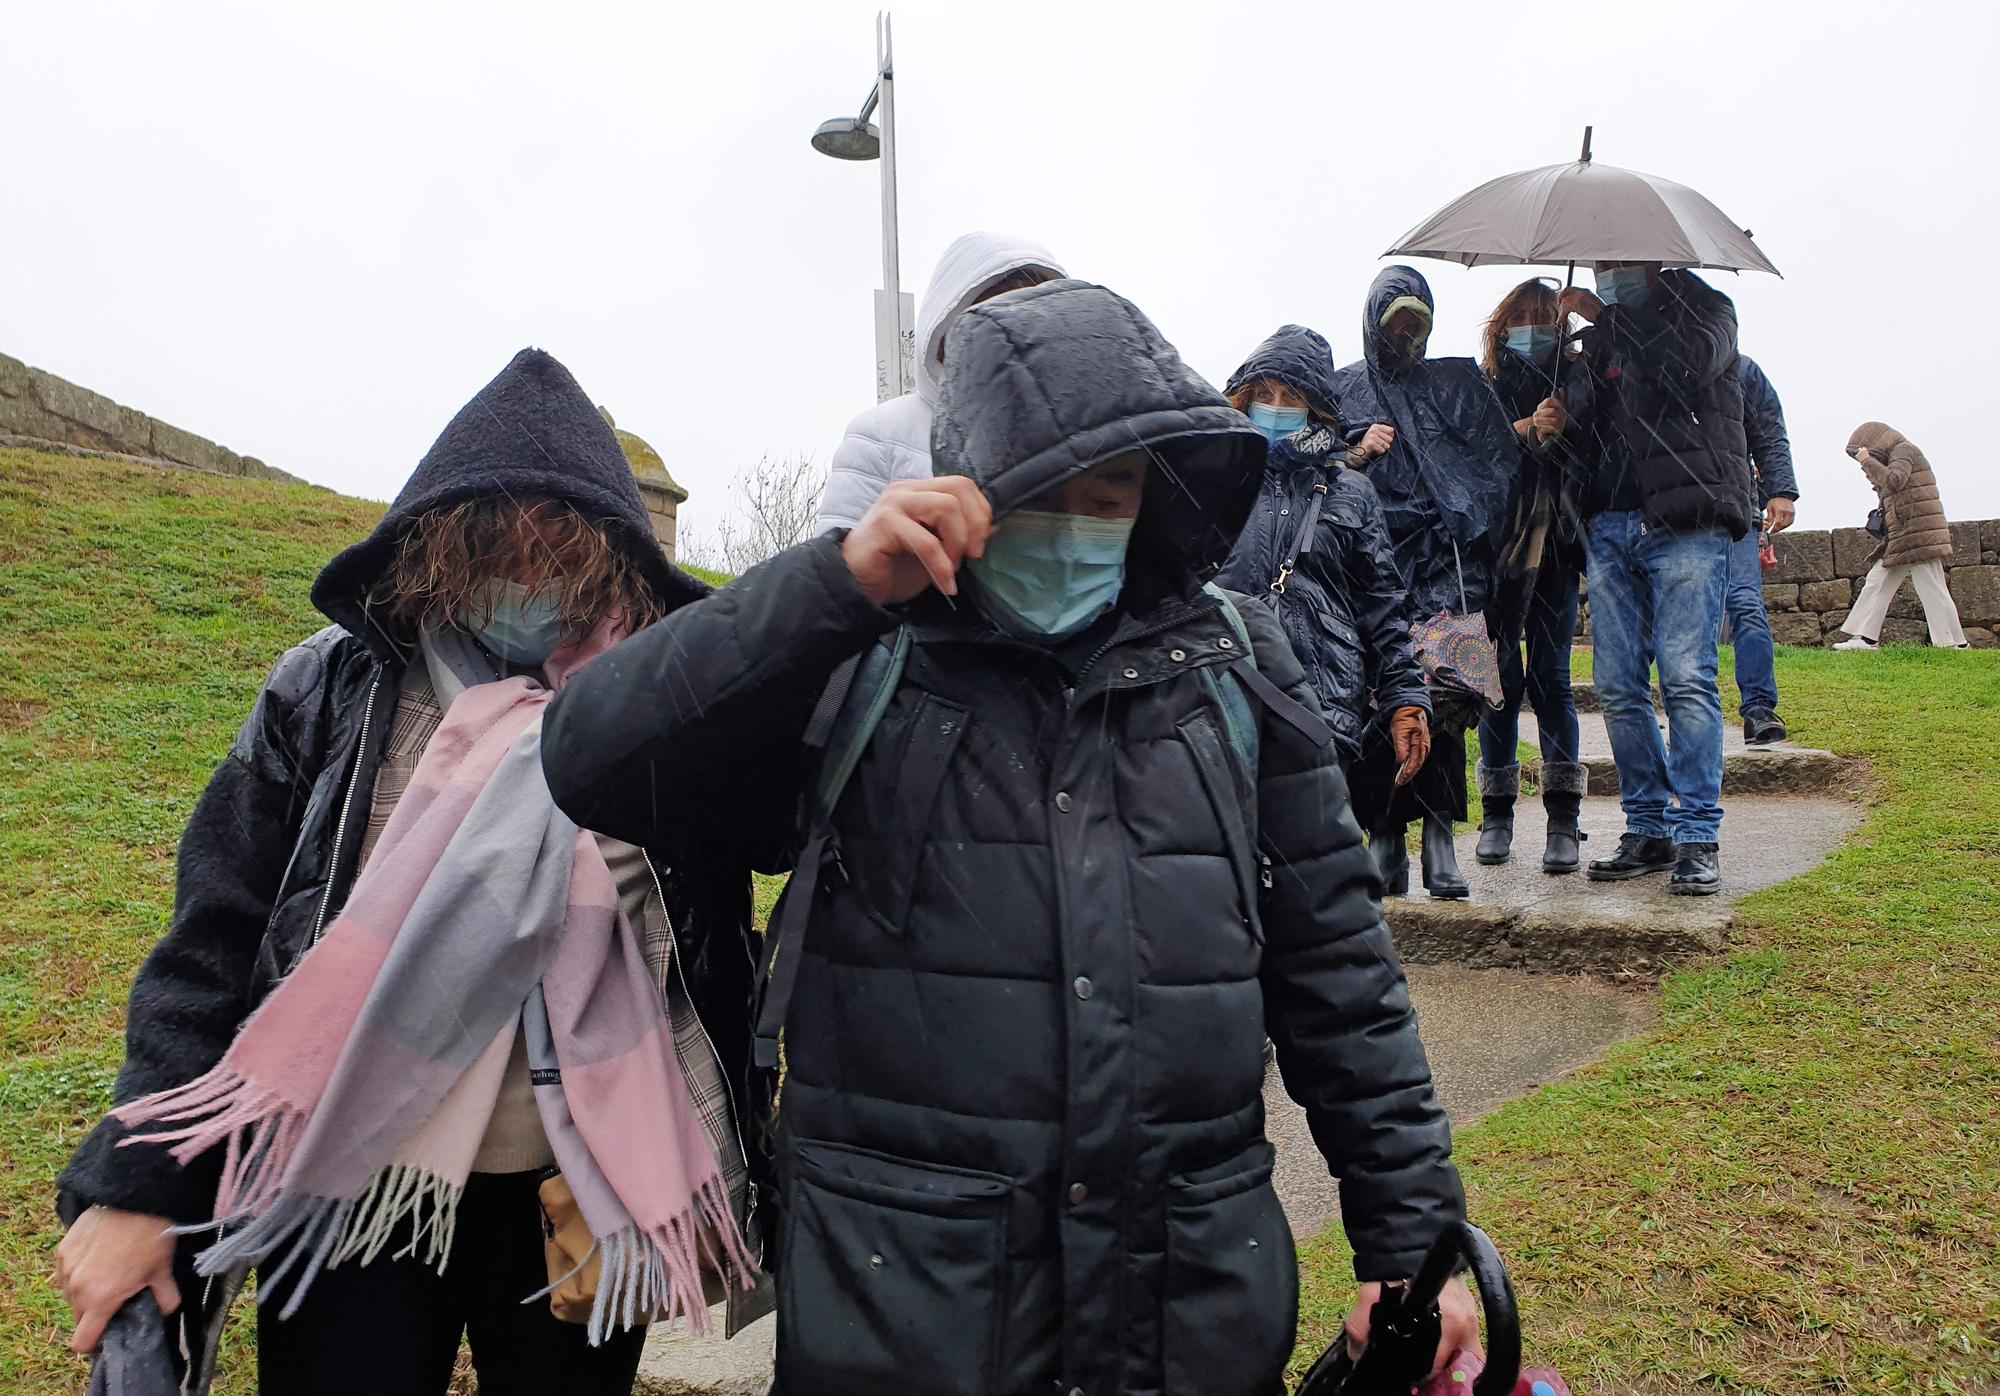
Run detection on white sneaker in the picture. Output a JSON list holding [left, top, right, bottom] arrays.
[[1831, 635, 1879, 651]]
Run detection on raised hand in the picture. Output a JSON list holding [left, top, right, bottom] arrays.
[[840, 476, 995, 607]]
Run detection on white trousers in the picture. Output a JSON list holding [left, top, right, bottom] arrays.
[[1843, 559, 1967, 646]]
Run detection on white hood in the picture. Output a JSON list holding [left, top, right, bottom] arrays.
[[914, 231, 1065, 402]]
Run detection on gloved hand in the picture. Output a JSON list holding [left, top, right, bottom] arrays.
[[1390, 706, 1430, 786]]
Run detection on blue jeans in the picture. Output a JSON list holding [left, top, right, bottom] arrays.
[[1479, 560, 1582, 776], [1726, 528, 1779, 715], [1586, 512, 1729, 844]]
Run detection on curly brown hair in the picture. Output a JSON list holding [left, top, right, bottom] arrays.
[[365, 495, 663, 640]]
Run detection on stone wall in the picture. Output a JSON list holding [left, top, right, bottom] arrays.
[[1761, 521, 2000, 647], [0, 350, 301, 484]]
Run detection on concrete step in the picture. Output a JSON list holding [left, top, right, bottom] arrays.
[[1513, 710, 1855, 797], [1384, 794, 1860, 977]]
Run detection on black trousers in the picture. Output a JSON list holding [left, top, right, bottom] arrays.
[[258, 1170, 648, 1396]]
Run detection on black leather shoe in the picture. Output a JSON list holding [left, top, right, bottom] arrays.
[[1421, 816, 1469, 899], [1587, 832, 1677, 881], [1668, 842, 1722, 895], [1542, 796, 1583, 875], [1475, 803, 1514, 865], [1371, 825, 1410, 896], [1742, 708, 1788, 746]]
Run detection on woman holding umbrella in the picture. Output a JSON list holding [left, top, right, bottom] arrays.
[[1332, 266, 1518, 900], [1471, 280, 1591, 874]]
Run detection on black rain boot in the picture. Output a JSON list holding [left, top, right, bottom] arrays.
[[1475, 804, 1514, 865], [1475, 763, 1520, 865], [1542, 792, 1583, 874], [1370, 823, 1410, 897], [1420, 815, 1469, 899], [1539, 762, 1589, 875]]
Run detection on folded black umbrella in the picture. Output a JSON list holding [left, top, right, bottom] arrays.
[[87, 1292, 181, 1396]]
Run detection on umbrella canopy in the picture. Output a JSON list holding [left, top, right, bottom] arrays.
[[1386, 140, 1779, 276]]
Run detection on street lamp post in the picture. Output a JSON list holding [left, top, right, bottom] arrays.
[[811, 12, 913, 404]]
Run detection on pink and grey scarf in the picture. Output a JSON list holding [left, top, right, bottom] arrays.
[[116, 620, 753, 1342]]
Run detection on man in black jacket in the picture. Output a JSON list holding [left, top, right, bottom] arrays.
[[1571, 264, 1755, 896], [543, 280, 1473, 1396]]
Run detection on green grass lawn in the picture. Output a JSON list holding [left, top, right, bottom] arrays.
[[1301, 644, 2000, 1393], [4, 448, 1996, 1393]]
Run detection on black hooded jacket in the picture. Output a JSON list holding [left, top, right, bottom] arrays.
[[543, 282, 1463, 1396], [1216, 325, 1430, 760], [56, 349, 729, 1385], [1328, 266, 1517, 619], [1570, 269, 1755, 537]]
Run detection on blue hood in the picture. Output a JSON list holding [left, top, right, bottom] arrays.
[[1224, 324, 1345, 427]]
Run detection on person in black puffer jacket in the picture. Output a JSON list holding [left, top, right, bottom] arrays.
[[1214, 324, 1431, 795], [542, 280, 1473, 1396], [1566, 265, 1753, 897], [53, 351, 756, 1396], [1472, 280, 1591, 875]]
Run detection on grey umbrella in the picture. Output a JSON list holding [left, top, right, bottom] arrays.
[[1385, 128, 1780, 276]]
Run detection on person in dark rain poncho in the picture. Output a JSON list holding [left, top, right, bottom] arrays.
[[541, 280, 1476, 1396], [1331, 266, 1517, 901]]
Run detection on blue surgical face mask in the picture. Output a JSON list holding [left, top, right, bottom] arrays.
[[1505, 325, 1558, 365], [968, 509, 1136, 639], [1594, 266, 1653, 308], [1246, 400, 1310, 444], [466, 578, 570, 665]]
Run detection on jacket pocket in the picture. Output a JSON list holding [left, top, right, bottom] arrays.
[[778, 1138, 1010, 1396], [1161, 1141, 1297, 1395]]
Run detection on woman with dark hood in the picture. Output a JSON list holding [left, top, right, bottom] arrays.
[[541, 280, 1475, 1396], [1471, 280, 1590, 874], [54, 351, 762, 1396], [1215, 324, 1433, 801], [1331, 266, 1518, 900]]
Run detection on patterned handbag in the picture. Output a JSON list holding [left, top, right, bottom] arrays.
[[1409, 543, 1504, 732]]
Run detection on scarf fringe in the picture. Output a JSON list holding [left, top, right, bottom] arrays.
[[114, 1067, 308, 1220], [520, 1173, 755, 1346], [181, 1163, 465, 1320]]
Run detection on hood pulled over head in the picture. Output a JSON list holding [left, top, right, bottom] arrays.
[[915, 231, 1066, 402], [1847, 420, 1905, 459], [931, 279, 1266, 578], [311, 348, 706, 651], [1362, 265, 1437, 376], [1225, 324, 1345, 427]]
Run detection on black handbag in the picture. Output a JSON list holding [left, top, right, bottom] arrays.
[[1865, 506, 1887, 540]]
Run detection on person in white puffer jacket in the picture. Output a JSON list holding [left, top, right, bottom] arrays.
[[816, 230, 1065, 533]]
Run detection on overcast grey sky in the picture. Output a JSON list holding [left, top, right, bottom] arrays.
[[6, 0, 1995, 535]]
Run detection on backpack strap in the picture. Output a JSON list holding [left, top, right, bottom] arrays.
[[1202, 583, 1334, 754], [752, 628, 911, 1069]]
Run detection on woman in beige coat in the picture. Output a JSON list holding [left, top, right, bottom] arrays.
[[1833, 420, 1969, 649]]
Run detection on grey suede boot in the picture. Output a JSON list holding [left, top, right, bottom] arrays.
[[1475, 763, 1519, 865], [1540, 761, 1589, 874]]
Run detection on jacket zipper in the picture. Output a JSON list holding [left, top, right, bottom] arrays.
[[645, 853, 757, 1222], [307, 673, 382, 951]]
